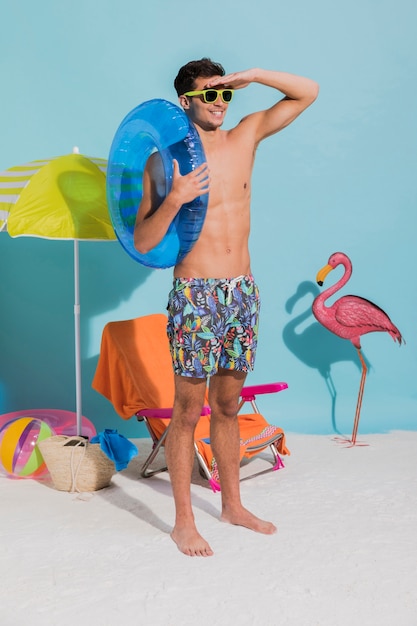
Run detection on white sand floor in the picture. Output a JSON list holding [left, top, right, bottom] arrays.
[[1, 432, 416, 626]]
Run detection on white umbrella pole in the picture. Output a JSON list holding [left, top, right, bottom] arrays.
[[74, 239, 82, 436]]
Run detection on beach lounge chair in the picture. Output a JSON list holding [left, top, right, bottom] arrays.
[[92, 313, 290, 492]]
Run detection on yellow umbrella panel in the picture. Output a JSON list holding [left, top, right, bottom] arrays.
[[0, 153, 116, 240]]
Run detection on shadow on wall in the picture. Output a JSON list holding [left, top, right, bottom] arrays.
[[0, 236, 151, 433], [282, 280, 371, 435]]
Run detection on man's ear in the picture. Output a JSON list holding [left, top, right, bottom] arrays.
[[179, 95, 190, 110]]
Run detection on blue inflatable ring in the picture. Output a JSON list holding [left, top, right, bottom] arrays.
[[106, 99, 208, 268]]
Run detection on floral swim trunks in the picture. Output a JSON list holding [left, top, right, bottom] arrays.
[[166, 274, 261, 378]]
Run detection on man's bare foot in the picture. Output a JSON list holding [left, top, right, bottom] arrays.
[[171, 525, 214, 557], [221, 506, 277, 534]]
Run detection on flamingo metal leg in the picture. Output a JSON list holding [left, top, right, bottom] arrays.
[[351, 349, 368, 445]]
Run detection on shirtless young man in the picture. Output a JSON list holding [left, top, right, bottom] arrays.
[[134, 59, 318, 557]]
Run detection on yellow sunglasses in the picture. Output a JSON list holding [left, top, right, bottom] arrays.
[[183, 88, 234, 103]]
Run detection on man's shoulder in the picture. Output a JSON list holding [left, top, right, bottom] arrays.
[[227, 111, 262, 141]]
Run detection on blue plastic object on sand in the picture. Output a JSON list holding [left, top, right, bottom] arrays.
[[91, 429, 138, 471]]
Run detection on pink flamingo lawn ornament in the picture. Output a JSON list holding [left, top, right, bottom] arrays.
[[312, 252, 403, 445]]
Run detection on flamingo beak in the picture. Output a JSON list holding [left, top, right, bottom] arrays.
[[316, 263, 333, 286]]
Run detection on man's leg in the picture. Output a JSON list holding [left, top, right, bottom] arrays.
[[164, 375, 214, 557], [208, 369, 277, 534]]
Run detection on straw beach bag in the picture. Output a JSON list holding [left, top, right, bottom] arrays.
[[38, 435, 115, 492]]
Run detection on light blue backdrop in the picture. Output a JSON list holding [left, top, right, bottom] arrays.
[[1, 0, 416, 438]]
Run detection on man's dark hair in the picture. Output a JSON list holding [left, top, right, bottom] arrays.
[[174, 58, 225, 96]]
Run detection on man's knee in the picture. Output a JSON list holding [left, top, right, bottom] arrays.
[[173, 375, 207, 425], [172, 402, 204, 428], [208, 389, 240, 419], [208, 370, 245, 415]]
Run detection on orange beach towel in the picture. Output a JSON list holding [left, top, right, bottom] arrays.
[[92, 314, 174, 419]]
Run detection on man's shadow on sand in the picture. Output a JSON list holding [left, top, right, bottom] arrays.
[[98, 441, 220, 534]]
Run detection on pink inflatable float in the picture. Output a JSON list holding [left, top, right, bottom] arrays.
[[0, 409, 96, 439]]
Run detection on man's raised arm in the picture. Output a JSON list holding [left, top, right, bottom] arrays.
[[207, 68, 319, 143]]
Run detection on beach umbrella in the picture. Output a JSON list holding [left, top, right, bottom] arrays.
[[0, 148, 116, 435]]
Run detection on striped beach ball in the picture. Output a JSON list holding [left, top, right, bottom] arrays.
[[0, 417, 54, 478]]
